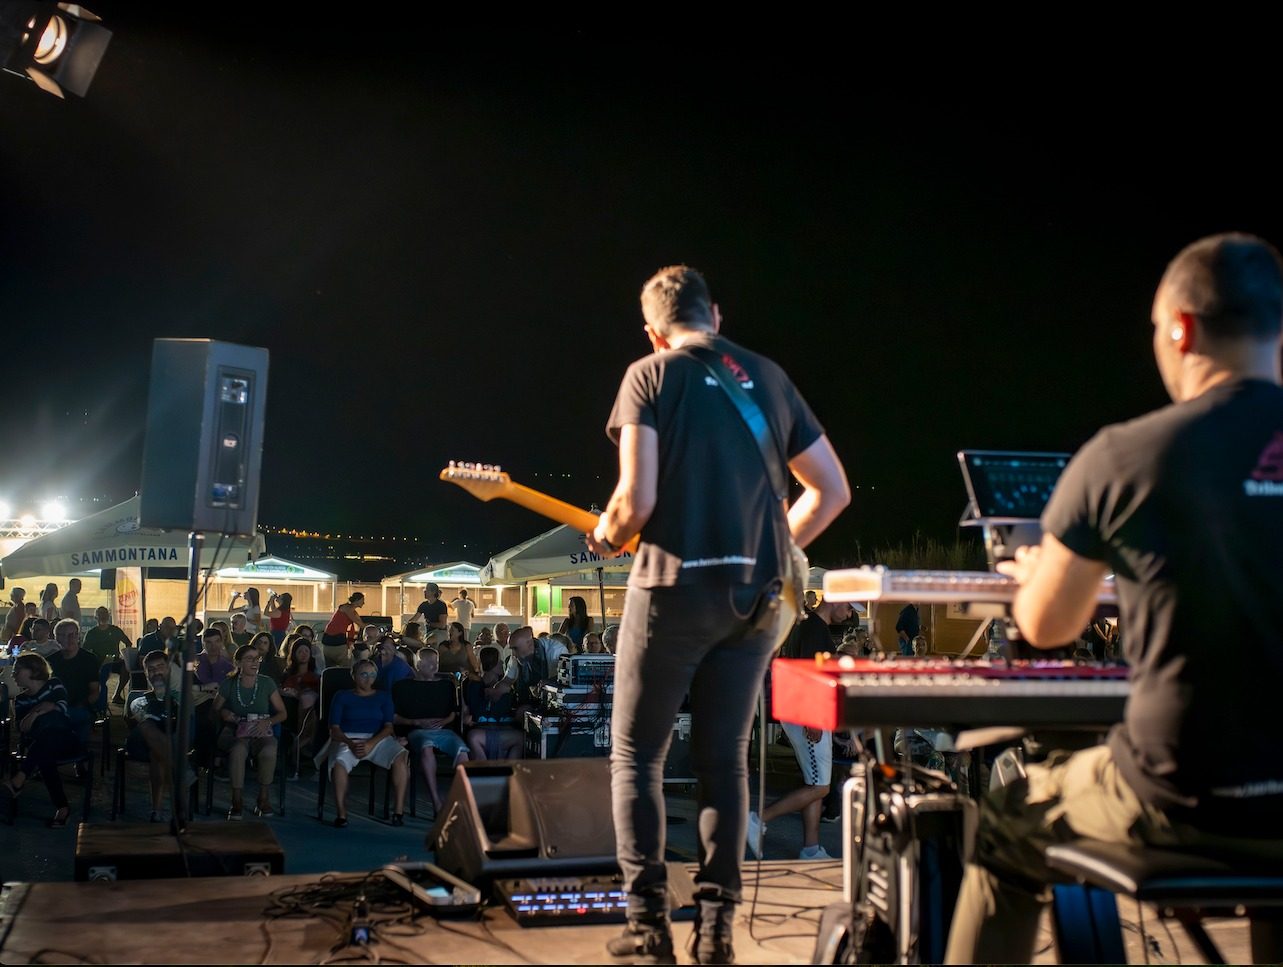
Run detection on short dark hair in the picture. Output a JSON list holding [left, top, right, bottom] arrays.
[[1161, 233, 1283, 340], [143, 650, 170, 669], [13, 652, 51, 681], [203, 627, 224, 642], [641, 265, 714, 333], [478, 645, 501, 672]]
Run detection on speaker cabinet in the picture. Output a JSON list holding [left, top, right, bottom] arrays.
[[429, 759, 617, 886], [139, 339, 268, 537]]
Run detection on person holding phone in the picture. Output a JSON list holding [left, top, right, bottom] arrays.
[[213, 644, 286, 820]]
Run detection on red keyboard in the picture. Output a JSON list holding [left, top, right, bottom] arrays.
[[771, 657, 1130, 731]]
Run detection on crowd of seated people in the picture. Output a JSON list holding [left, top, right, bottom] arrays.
[[3, 579, 630, 827]]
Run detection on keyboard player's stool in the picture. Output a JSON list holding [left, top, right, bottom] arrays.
[[1045, 839, 1283, 964]]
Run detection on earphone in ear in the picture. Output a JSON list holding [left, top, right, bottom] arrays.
[[1171, 326, 1184, 342]]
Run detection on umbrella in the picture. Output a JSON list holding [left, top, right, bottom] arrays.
[[482, 523, 634, 630], [0, 495, 265, 578], [480, 523, 632, 585]]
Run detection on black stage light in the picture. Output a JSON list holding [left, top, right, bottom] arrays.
[[0, 2, 112, 98]]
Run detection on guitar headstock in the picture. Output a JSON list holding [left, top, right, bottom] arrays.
[[439, 461, 513, 502]]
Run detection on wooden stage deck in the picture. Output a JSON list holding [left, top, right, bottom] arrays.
[[0, 860, 843, 965]]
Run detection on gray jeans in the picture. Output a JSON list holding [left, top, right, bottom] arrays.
[[610, 583, 779, 920]]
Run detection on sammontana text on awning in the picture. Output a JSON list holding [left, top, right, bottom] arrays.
[[70, 547, 181, 567]]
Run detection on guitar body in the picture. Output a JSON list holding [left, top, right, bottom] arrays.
[[775, 540, 810, 649]]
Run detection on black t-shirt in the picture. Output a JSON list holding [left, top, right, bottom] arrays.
[[47, 649, 102, 707], [462, 678, 515, 726], [416, 599, 448, 628], [895, 604, 920, 639], [606, 333, 824, 588], [783, 611, 835, 660], [392, 678, 458, 731], [1042, 380, 1283, 826]]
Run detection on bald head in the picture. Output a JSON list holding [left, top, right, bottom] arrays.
[[509, 625, 535, 657], [1153, 233, 1283, 401], [1159, 233, 1283, 342]]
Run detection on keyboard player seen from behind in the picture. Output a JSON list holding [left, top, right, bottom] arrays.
[[946, 233, 1283, 965]]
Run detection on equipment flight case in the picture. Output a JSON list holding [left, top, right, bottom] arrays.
[[814, 759, 975, 965]]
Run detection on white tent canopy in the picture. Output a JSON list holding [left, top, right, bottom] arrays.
[[0, 496, 264, 578], [481, 524, 633, 585], [214, 555, 336, 583], [384, 562, 485, 587]]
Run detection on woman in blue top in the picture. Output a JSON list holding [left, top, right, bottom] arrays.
[[558, 595, 593, 650], [1, 653, 84, 827], [327, 658, 408, 827]]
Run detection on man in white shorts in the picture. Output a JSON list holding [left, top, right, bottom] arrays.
[[748, 596, 854, 860]]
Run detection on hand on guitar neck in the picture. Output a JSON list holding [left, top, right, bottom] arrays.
[[438, 461, 640, 554]]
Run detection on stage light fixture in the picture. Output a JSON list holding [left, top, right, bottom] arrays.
[[0, 499, 10, 519], [0, 2, 112, 98], [41, 500, 67, 522], [19, 513, 37, 528]]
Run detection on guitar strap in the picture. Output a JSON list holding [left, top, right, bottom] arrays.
[[685, 345, 793, 591], [685, 345, 790, 502]]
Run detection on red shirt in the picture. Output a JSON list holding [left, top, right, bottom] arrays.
[[324, 608, 355, 636], [269, 607, 291, 632]]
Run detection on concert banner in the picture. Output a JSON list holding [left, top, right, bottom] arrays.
[[114, 567, 145, 642]]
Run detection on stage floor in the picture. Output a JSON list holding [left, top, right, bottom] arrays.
[[0, 862, 1259, 964], [0, 860, 843, 965]]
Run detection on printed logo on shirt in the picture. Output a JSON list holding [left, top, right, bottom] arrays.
[[720, 353, 754, 389], [1244, 431, 1283, 496]]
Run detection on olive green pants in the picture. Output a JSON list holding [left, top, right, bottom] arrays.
[[945, 743, 1283, 964]]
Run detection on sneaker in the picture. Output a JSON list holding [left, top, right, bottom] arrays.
[[227, 807, 244, 821], [799, 844, 833, 860], [745, 811, 765, 860], [689, 898, 736, 964], [149, 809, 170, 824], [606, 920, 675, 964], [254, 804, 275, 818]]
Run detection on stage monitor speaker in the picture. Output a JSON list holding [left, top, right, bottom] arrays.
[[99, 568, 117, 590], [429, 759, 617, 886], [139, 339, 269, 536]]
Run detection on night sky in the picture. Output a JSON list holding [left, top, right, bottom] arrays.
[[3, 16, 1280, 567]]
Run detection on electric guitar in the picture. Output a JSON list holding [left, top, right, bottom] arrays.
[[440, 461, 808, 650]]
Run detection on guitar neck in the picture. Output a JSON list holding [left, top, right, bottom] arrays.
[[505, 482, 640, 554], [503, 482, 599, 532]]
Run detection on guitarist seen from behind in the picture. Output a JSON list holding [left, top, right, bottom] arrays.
[[586, 265, 849, 965]]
